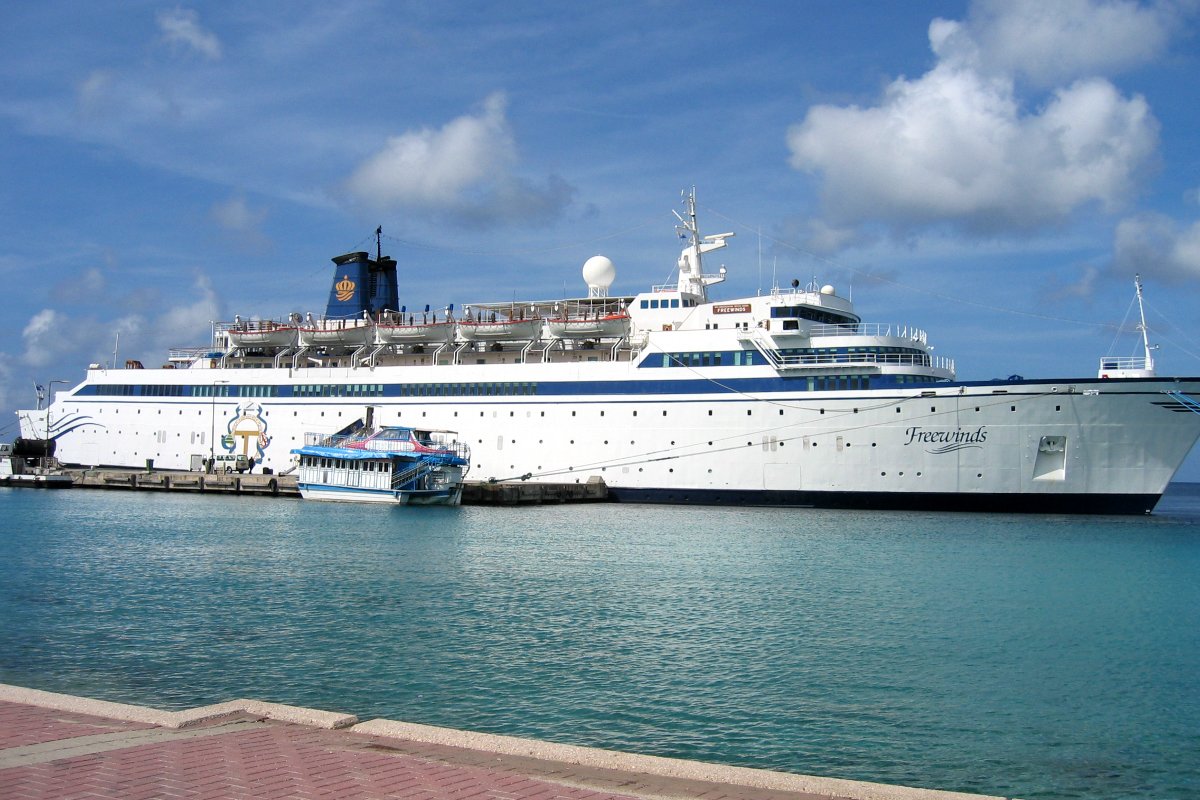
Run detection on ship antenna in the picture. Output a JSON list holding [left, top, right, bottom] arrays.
[[375, 225, 383, 262], [1134, 273, 1155, 373]]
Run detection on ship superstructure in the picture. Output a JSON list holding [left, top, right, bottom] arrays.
[[18, 192, 1200, 513]]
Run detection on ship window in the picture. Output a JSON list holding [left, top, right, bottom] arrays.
[[671, 299, 679, 308], [640, 300, 649, 309]]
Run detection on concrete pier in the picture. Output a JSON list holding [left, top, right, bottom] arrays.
[[0, 684, 1006, 800], [2, 468, 611, 505]]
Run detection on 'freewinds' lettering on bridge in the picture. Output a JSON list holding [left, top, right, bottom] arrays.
[[903, 426, 988, 454]]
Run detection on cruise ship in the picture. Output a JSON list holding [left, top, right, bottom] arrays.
[[17, 191, 1200, 513]]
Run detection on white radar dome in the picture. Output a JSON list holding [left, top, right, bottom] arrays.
[[583, 255, 616, 287], [820, 284, 836, 295]]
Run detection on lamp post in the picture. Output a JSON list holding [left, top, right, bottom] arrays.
[[208, 380, 229, 473], [43, 380, 68, 469]]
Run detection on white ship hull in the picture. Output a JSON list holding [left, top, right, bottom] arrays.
[[17, 194, 1200, 513], [23, 362, 1200, 514]]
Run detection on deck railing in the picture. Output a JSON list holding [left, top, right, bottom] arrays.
[[808, 323, 928, 343]]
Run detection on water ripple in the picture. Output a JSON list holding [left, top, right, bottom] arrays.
[[2, 487, 1198, 800]]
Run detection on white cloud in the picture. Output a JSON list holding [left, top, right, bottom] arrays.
[[22, 309, 89, 368], [20, 275, 221, 372], [938, 0, 1175, 87], [157, 8, 222, 60], [786, 1, 1162, 241], [345, 93, 574, 226], [154, 275, 220, 347], [210, 194, 270, 251], [1114, 213, 1200, 282]]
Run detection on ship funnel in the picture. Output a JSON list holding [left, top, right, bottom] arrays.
[[325, 250, 400, 318]]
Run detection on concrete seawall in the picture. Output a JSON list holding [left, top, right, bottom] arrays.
[[0, 683, 1012, 800], [1, 468, 611, 505]]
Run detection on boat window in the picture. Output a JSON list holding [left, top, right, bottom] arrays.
[[671, 299, 680, 308], [640, 299, 649, 309]]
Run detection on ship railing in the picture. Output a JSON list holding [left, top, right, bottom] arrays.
[[168, 347, 219, 362], [739, 329, 954, 375], [216, 318, 296, 332], [808, 323, 928, 343], [391, 461, 435, 491], [771, 351, 951, 369], [1098, 356, 1151, 371], [303, 432, 470, 460]]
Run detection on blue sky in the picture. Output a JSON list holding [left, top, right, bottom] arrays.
[[3, 1, 1200, 478]]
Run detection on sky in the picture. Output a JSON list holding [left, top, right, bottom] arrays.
[[2, 0, 1199, 478]]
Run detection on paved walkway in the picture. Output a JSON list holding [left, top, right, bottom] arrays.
[[0, 685, 1004, 800]]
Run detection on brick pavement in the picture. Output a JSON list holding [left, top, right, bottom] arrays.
[[0, 689, 1004, 800]]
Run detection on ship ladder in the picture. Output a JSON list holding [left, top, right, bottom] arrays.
[[1165, 390, 1200, 415], [392, 460, 435, 491]]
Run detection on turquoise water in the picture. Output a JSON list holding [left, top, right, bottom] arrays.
[[2, 486, 1199, 799]]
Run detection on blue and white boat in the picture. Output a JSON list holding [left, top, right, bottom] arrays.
[[291, 425, 470, 505]]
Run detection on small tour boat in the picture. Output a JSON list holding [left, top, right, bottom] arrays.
[[291, 425, 470, 505]]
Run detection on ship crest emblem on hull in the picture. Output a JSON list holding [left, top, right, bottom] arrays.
[[222, 403, 272, 459]]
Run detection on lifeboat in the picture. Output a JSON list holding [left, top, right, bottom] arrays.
[[547, 313, 630, 339], [456, 317, 542, 341], [298, 318, 373, 347], [375, 320, 457, 345], [227, 321, 297, 348]]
